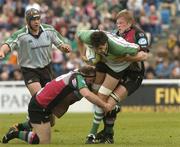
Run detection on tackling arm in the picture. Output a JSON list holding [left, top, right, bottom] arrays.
[[79, 87, 113, 112], [114, 51, 149, 62]]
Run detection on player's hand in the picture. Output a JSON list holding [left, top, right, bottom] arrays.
[[103, 103, 113, 114], [0, 50, 5, 59], [60, 44, 72, 53], [138, 51, 149, 61]]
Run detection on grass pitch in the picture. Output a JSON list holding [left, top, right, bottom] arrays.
[[0, 112, 180, 147]]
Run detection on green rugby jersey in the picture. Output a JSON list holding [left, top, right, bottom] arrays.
[[77, 30, 139, 72], [77, 30, 139, 56], [4, 24, 65, 68]]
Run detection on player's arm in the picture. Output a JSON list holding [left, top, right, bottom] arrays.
[[76, 34, 88, 62], [119, 30, 150, 61], [51, 26, 72, 53], [79, 87, 113, 112], [76, 30, 98, 63], [135, 30, 149, 52], [114, 51, 149, 62], [108, 34, 140, 56], [75, 74, 112, 112], [0, 44, 11, 59], [0, 31, 19, 59]]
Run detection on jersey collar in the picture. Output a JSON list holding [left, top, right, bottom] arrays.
[[26, 25, 44, 38]]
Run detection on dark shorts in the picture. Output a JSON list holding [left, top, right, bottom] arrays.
[[28, 95, 51, 124], [21, 63, 54, 87], [96, 62, 145, 96], [95, 62, 126, 79], [120, 69, 145, 96]]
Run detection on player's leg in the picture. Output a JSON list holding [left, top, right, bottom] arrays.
[[21, 66, 56, 127], [96, 85, 127, 144], [2, 122, 49, 144], [26, 82, 42, 96], [8, 120, 32, 132], [97, 70, 144, 143], [85, 71, 105, 143], [92, 71, 105, 93], [91, 73, 119, 131], [2, 126, 40, 144], [86, 75, 119, 143], [85, 63, 107, 143], [2, 95, 51, 144], [86, 62, 123, 144], [27, 95, 52, 144], [31, 122, 51, 144], [105, 85, 127, 133], [6, 82, 41, 133], [21, 67, 43, 96]]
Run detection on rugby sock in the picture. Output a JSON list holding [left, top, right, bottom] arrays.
[[103, 115, 116, 134], [16, 121, 32, 131], [89, 106, 104, 135], [18, 131, 39, 144], [103, 105, 121, 134], [88, 84, 103, 136]]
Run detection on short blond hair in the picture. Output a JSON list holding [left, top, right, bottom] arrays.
[[116, 9, 135, 24]]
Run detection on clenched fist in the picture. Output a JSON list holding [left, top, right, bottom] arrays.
[[60, 44, 72, 53]]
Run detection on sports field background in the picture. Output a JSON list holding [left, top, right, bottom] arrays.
[[0, 112, 180, 147]]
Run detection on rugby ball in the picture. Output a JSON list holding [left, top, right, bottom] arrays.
[[85, 46, 101, 65]]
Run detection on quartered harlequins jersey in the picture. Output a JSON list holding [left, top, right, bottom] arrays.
[[36, 71, 87, 110]]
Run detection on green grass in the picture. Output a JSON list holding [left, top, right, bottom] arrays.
[[0, 112, 180, 147]]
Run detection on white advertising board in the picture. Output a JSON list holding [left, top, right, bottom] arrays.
[[0, 81, 93, 113], [0, 79, 179, 113]]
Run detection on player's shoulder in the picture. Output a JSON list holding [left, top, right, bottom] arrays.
[[41, 23, 55, 31], [13, 26, 27, 36], [133, 25, 149, 48], [133, 25, 146, 36]]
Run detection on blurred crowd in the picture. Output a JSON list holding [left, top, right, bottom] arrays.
[[0, 0, 179, 81]]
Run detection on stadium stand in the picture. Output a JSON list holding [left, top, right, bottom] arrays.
[[0, 0, 179, 80]]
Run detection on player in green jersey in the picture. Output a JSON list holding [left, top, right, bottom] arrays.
[[77, 30, 148, 143], [95, 10, 150, 144]]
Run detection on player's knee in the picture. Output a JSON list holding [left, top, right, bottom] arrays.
[[31, 133, 40, 144], [110, 92, 121, 104]]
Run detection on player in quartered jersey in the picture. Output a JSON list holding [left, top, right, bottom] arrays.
[[77, 30, 148, 143], [2, 66, 112, 144]]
